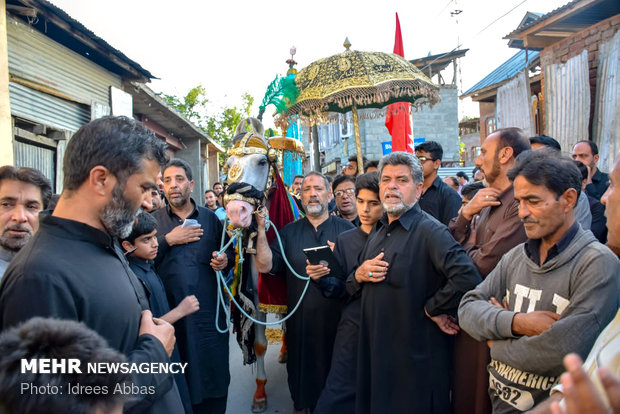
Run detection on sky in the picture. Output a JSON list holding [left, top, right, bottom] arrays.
[[49, 0, 568, 128]]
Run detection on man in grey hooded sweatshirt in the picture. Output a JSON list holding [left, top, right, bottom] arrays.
[[458, 150, 619, 414]]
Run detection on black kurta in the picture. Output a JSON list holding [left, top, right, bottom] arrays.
[[315, 227, 368, 414], [0, 213, 183, 414], [270, 215, 355, 410], [588, 194, 608, 243], [153, 201, 234, 405], [128, 257, 194, 414], [129, 257, 171, 318], [419, 176, 462, 226], [585, 168, 609, 200], [349, 205, 482, 414]]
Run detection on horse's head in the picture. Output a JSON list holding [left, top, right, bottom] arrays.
[[224, 118, 277, 229]]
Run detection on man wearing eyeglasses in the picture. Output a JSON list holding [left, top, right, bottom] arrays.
[[342, 154, 368, 177], [332, 175, 360, 225], [415, 141, 462, 226]]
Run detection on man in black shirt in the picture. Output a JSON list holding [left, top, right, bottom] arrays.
[[348, 152, 481, 414], [256, 172, 354, 414], [574, 161, 607, 243], [332, 174, 359, 225], [0, 116, 183, 413], [314, 172, 383, 414], [572, 140, 609, 200], [153, 158, 234, 414], [415, 141, 461, 225]]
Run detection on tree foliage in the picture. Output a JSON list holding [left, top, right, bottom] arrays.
[[162, 86, 254, 152]]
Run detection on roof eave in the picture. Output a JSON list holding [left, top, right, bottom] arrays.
[[504, 0, 606, 49], [12, 0, 155, 81], [127, 82, 224, 153]]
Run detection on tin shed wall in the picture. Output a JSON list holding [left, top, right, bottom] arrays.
[[593, 30, 620, 173], [496, 70, 535, 136], [544, 50, 590, 153], [7, 16, 121, 107]]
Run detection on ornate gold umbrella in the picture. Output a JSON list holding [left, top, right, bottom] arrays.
[[282, 39, 440, 175], [268, 136, 305, 155]]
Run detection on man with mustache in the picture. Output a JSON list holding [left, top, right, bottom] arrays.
[[449, 128, 531, 277], [332, 175, 359, 224], [0, 166, 51, 278], [348, 152, 481, 414], [255, 172, 354, 414], [0, 116, 184, 413], [449, 128, 531, 414], [313, 172, 383, 414], [152, 158, 234, 414], [572, 140, 609, 201], [449, 128, 530, 414], [458, 151, 619, 414]]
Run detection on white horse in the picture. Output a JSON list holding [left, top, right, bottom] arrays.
[[224, 117, 287, 412]]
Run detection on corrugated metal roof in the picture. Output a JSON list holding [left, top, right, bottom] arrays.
[[505, 0, 582, 39], [127, 82, 224, 153], [8, 0, 154, 81], [461, 50, 540, 98]]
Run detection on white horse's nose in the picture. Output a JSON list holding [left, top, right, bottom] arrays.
[[227, 200, 255, 228]]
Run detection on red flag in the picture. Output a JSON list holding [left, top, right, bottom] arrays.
[[385, 12, 414, 153], [257, 169, 291, 314], [393, 12, 404, 56]]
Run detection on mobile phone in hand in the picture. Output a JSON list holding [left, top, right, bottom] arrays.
[[182, 219, 200, 228]]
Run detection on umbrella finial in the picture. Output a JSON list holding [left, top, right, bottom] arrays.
[[343, 37, 351, 51], [286, 46, 298, 76]]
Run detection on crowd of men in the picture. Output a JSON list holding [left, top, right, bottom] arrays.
[[0, 117, 618, 414]]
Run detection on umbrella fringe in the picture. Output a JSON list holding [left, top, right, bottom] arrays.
[[277, 79, 439, 130], [277, 106, 428, 129], [291, 82, 438, 117]]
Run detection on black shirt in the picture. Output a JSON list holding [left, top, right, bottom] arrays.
[[419, 176, 462, 225], [314, 227, 368, 414], [586, 169, 610, 201], [127, 257, 194, 414], [270, 215, 354, 409], [318, 227, 367, 299], [349, 204, 482, 414], [334, 227, 368, 276], [128, 257, 171, 318], [588, 194, 608, 243], [152, 199, 235, 404], [0, 213, 183, 413], [525, 221, 580, 265]]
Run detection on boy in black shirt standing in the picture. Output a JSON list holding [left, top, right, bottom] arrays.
[[122, 212, 199, 414]]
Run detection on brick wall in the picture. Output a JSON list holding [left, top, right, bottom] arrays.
[[462, 132, 481, 166], [479, 101, 496, 142], [540, 13, 620, 137]]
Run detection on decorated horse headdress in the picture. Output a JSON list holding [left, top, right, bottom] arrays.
[[224, 117, 278, 208]]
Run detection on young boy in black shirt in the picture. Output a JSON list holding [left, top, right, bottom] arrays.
[[122, 212, 199, 414]]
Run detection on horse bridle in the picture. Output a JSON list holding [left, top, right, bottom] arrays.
[[224, 131, 279, 211]]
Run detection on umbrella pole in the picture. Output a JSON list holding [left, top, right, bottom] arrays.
[[312, 124, 321, 172], [352, 103, 363, 175]]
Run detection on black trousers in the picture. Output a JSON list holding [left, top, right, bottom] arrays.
[[192, 394, 227, 414], [314, 300, 360, 414]]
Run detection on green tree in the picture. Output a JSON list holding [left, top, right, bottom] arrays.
[[162, 85, 209, 127], [162, 86, 254, 153]]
